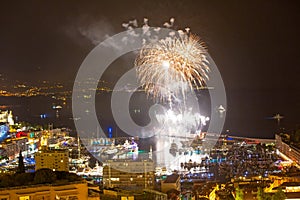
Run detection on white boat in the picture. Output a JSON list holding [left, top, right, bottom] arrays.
[[89, 162, 103, 176], [104, 148, 118, 155], [123, 139, 139, 152]]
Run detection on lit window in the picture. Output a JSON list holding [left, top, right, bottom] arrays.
[[19, 196, 30, 200]]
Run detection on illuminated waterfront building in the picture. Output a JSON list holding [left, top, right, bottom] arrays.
[[0, 123, 9, 145], [0, 110, 14, 126], [35, 147, 69, 172], [103, 159, 155, 190], [0, 110, 14, 143], [276, 134, 300, 165]]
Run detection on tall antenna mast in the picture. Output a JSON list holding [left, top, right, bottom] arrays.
[[77, 134, 81, 159]]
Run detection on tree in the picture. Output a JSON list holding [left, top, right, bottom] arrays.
[[0, 174, 15, 188], [34, 168, 57, 184], [272, 187, 286, 200], [257, 187, 271, 200], [15, 172, 34, 186], [17, 151, 25, 173], [235, 187, 244, 200]]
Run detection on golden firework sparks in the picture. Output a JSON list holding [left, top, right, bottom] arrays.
[[135, 34, 209, 102]]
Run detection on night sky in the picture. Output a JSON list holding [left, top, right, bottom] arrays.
[[0, 1, 299, 138]]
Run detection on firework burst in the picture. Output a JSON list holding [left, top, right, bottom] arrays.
[[135, 34, 210, 101]]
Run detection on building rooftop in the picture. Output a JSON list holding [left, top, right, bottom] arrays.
[[164, 174, 180, 183], [281, 182, 300, 187], [37, 148, 68, 153]]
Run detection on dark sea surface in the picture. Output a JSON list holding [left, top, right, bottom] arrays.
[[0, 89, 211, 135], [0, 89, 297, 140]]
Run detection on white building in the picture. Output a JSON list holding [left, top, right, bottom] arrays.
[[0, 110, 14, 126]]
